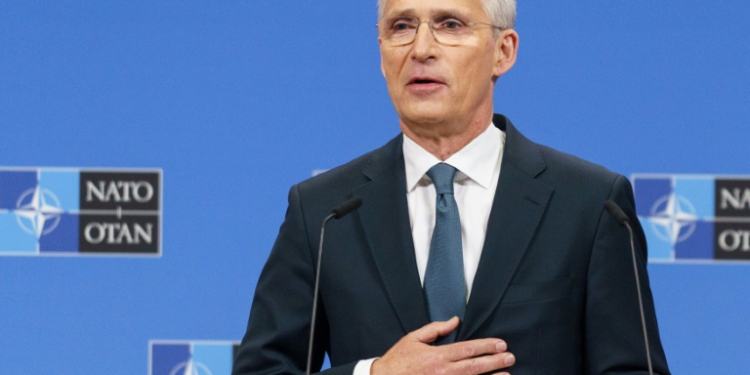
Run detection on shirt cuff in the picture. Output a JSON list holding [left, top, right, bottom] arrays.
[[352, 357, 378, 375]]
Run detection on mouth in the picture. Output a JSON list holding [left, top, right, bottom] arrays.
[[406, 76, 446, 94], [407, 77, 445, 86]]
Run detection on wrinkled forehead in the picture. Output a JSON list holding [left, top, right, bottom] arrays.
[[380, 0, 487, 20]]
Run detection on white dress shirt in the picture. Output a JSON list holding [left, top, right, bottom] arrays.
[[353, 123, 505, 375]]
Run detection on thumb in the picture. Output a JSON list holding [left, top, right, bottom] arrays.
[[412, 317, 460, 343]]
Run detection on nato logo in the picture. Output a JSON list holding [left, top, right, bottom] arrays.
[[149, 341, 239, 375], [0, 167, 161, 256], [632, 174, 750, 262]]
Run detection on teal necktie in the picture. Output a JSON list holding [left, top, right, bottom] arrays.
[[424, 163, 466, 344]]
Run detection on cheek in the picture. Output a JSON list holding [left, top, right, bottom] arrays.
[[454, 62, 482, 92], [461, 52, 495, 88], [380, 52, 403, 78], [382, 59, 405, 93], [383, 61, 398, 81]]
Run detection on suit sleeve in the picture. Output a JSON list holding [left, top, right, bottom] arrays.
[[584, 175, 671, 375], [232, 185, 358, 375]]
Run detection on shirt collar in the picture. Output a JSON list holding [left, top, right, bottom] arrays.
[[403, 122, 504, 192]]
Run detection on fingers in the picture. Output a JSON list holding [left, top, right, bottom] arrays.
[[411, 316, 460, 343], [440, 337, 514, 375], [404, 320, 516, 375], [448, 351, 516, 375], [442, 338, 508, 362]]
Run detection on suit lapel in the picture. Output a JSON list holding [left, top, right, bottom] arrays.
[[459, 116, 554, 340], [353, 135, 431, 335]]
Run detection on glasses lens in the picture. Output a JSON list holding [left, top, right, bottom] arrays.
[[433, 21, 473, 46], [379, 18, 482, 46], [381, 17, 418, 46]]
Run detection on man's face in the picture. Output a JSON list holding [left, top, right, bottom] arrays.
[[379, 0, 507, 127]]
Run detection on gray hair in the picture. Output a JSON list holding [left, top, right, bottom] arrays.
[[377, 0, 516, 29]]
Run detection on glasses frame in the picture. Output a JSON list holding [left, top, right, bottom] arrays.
[[377, 17, 505, 47]]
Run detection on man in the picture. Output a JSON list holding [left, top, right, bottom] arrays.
[[233, 0, 671, 374]]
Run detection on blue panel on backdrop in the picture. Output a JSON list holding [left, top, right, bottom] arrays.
[[675, 221, 713, 260], [1, 0, 749, 374], [193, 343, 233, 375], [0, 213, 37, 253], [0, 171, 37, 209], [674, 177, 714, 219], [39, 170, 79, 210], [643, 221, 673, 261], [0, 171, 39, 254], [633, 177, 670, 217], [151, 343, 190, 375], [39, 213, 79, 253]]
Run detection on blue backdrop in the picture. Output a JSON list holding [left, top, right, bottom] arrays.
[[1, 1, 749, 374]]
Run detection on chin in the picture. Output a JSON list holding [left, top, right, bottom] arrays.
[[399, 104, 452, 125]]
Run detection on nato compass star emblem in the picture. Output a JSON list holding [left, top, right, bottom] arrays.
[[14, 186, 63, 238], [648, 193, 699, 245], [169, 359, 214, 375]]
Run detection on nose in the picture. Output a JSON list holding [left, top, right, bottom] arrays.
[[411, 20, 438, 61]]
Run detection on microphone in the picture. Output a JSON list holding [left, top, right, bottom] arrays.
[[332, 196, 364, 219], [604, 200, 629, 226], [306, 196, 363, 375], [603, 200, 654, 375]]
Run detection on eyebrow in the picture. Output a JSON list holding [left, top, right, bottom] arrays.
[[387, 7, 472, 21]]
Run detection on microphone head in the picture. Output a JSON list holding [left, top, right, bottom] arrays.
[[332, 196, 363, 219], [604, 200, 630, 227]]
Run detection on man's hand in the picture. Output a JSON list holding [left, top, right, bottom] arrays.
[[370, 317, 515, 375]]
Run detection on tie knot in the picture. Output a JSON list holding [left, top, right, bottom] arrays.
[[427, 163, 457, 195]]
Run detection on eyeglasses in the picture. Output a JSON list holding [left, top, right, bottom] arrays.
[[377, 17, 504, 47]]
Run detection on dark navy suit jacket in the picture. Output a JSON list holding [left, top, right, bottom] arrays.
[[233, 114, 671, 375]]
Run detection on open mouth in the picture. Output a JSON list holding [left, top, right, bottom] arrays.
[[408, 77, 445, 86]]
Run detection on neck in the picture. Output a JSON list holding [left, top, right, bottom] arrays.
[[400, 111, 493, 161]]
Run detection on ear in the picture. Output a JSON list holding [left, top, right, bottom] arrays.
[[379, 37, 386, 78], [492, 29, 519, 78]]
